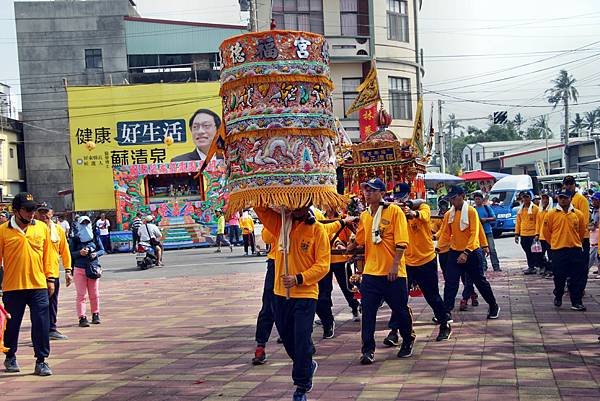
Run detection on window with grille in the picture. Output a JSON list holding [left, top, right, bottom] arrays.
[[387, 0, 409, 42], [342, 77, 362, 118], [272, 0, 324, 34], [85, 49, 103, 69], [389, 77, 412, 120]]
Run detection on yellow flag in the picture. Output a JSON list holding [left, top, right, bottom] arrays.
[[411, 98, 424, 155], [345, 64, 381, 116]]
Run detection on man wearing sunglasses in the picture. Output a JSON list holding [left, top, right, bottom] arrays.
[[0, 193, 55, 376]]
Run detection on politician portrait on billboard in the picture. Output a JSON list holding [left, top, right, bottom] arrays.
[[171, 108, 221, 162]]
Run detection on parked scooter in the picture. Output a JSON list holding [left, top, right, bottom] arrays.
[[136, 242, 157, 270]]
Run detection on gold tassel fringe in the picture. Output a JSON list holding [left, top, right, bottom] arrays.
[[225, 186, 347, 218]]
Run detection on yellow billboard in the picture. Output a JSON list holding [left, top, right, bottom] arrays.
[[67, 82, 221, 211]]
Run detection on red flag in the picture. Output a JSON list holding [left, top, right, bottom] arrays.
[[359, 104, 378, 141]]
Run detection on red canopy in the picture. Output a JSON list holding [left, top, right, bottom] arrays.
[[460, 170, 508, 182]]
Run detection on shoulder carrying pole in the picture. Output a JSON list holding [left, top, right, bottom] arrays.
[[281, 208, 290, 300]]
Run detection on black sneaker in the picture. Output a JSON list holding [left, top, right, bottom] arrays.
[[352, 309, 361, 322], [34, 361, 52, 376], [4, 356, 20, 373], [523, 268, 537, 275], [571, 304, 587, 311], [436, 324, 452, 342], [276, 337, 283, 344], [323, 322, 335, 339], [79, 316, 90, 327], [91, 313, 101, 324], [49, 330, 69, 340], [487, 304, 500, 319], [359, 352, 375, 365], [251, 346, 267, 365], [397, 336, 415, 358], [383, 330, 400, 347], [306, 360, 318, 392], [554, 297, 562, 307]]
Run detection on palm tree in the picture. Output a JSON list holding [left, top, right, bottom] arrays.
[[533, 115, 553, 172], [444, 113, 464, 167], [583, 109, 600, 137], [514, 113, 526, 137], [546, 69, 578, 170], [570, 113, 584, 137]]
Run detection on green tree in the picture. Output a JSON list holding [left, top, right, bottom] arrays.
[[513, 113, 526, 138], [546, 69, 578, 169], [583, 109, 600, 136], [444, 113, 464, 167], [532, 115, 553, 140], [570, 113, 584, 137]]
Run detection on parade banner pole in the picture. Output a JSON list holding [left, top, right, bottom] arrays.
[[281, 207, 290, 300]]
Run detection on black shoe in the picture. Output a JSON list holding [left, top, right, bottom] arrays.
[[352, 309, 361, 322], [91, 313, 101, 324], [571, 304, 587, 311], [323, 322, 335, 339], [523, 268, 537, 275], [493, 267, 502, 272], [49, 330, 69, 340], [383, 330, 400, 347], [276, 337, 283, 344], [79, 316, 90, 327], [436, 324, 452, 342], [554, 297, 562, 307], [359, 352, 375, 365], [34, 361, 52, 376], [4, 356, 20, 373], [397, 336, 415, 358], [487, 304, 500, 319]]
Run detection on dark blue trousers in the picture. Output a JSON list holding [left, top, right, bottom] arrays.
[[443, 249, 497, 312], [553, 247, 584, 305], [407, 258, 448, 324], [49, 279, 60, 332], [361, 275, 413, 354], [331, 262, 360, 312], [255, 259, 275, 346], [316, 269, 335, 330], [273, 295, 316, 392], [3, 289, 50, 361]]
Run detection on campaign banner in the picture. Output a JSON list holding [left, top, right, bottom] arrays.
[[67, 82, 221, 210]]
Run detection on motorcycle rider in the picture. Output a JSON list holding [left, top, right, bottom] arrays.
[[137, 215, 163, 266]]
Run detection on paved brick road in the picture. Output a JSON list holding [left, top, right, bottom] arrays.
[[1, 260, 599, 401]]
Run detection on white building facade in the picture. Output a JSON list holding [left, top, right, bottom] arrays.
[[256, 0, 423, 141]]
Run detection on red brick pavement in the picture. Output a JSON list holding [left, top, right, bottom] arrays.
[[1, 260, 599, 401]]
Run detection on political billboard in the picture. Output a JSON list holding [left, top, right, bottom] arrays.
[[67, 82, 221, 210]]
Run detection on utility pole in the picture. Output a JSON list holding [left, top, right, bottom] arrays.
[[438, 99, 445, 173], [412, 0, 421, 98], [249, 0, 258, 32]]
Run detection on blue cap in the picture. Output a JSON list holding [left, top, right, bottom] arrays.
[[361, 177, 386, 192], [446, 185, 465, 199], [393, 183, 411, 199], [591, 192, 600, 201], [557, 189, 573, 198]]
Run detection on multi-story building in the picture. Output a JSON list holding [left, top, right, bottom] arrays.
[[14, 0, 246, 210], [256, 0, 423, 141], [0, 116, 26, 202]]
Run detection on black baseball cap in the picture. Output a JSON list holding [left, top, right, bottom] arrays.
[[36, 201, 53, 211], [12, 192, 37, 211], [563, 175, 576, 185]]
